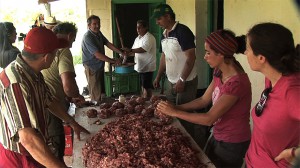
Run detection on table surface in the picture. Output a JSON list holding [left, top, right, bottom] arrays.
[[72, 106, 215, 168]]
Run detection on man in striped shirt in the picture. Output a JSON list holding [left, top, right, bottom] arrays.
[[0, 27, 89, 168]]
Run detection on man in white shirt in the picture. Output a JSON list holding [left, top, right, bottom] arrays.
[[124, 20, 156, 98]]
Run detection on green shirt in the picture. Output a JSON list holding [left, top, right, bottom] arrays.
[[42, 48, 75, 111]]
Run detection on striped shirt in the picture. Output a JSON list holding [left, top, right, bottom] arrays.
[[0, 55, 53, 155]]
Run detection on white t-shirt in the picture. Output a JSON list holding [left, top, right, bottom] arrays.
[[132, 32, 156, 73]]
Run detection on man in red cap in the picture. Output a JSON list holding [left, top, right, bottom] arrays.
[[0, 27, 89, 168]]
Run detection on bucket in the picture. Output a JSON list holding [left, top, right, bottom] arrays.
[[114, 63, 135, 74]]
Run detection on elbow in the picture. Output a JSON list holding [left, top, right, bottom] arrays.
[[200, 120, 214, 126], [197, 114, 216, 126], [18, 128, 38, 149], [205, 120, 215, 126]]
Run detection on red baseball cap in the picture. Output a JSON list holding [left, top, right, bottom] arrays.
[[23, 27, 68, 54]]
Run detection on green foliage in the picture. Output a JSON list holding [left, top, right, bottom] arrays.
[[73, 55, 82, 65]]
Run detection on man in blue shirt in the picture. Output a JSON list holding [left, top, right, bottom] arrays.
[[82, 15, 123, 102]]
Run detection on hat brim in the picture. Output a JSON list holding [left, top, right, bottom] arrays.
[[152, 12, 162, 19]]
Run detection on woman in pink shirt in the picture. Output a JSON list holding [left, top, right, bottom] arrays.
[[157, 29, 252, 167], [245, 23, 300, 167]]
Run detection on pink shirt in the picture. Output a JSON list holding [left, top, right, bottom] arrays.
[[212, 73, 252, 143], [246, 73, 300, 168]]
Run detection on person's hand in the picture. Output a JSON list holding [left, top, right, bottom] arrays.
[[153, 77, 161, 89], [71, 95, 85, 106], [69, 121, 90, 140], [121, 47, 131, 53], [114, 58, 122, 66], [156, 101, 177, 117], [275, 148, 295, 164], [174, 79, 185, 93]]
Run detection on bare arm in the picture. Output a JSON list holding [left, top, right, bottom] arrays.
[[106, 42, 123, 55], [94, 51, 116, 64], [180, 48, 196, 80], [18, 128, 67, 168], [153, 53, 166, 88], [174, 48, 196, 93], [61, 71, 85, 105], [48, 98, 90, 140], [157, 80, 239, 126], [61, 71, 80, 98]]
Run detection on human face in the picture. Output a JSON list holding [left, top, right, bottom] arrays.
[[88, 19, 100, 33], [9, 29, 17, 43], [137, 23, 147, 36], [155, 15, 169, 29], [244, 36, 260, 71], [204, 42, 223, 68]]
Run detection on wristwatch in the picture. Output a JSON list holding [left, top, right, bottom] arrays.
[[179, 77, 186, 83]]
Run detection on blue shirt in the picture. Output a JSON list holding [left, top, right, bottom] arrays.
[[81, 29, 108, 71]]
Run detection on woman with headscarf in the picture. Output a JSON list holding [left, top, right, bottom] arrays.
[[157, 29, 251, 167], [0, 22, 20, 68]]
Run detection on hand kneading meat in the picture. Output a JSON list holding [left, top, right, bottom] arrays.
[[82, 115, 207, 168], [86, 108, 98, 118]]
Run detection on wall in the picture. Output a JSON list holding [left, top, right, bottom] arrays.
[[86, 0, 113, 70], [168, 0, 209, 89], [224, 0, 300, 109], [167, 0, 195, 33]]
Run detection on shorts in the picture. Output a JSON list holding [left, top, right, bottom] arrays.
[[0, 143, 44, 168], [139, 72, 154, 89]]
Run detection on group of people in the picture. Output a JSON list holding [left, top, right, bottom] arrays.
[[153, 4, 300, 168], [0, 3, 299, 168]]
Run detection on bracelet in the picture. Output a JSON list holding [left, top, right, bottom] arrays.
[[292, 147, 298, 157], [179, 77, 185, 83]]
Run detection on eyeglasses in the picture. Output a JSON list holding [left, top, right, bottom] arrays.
[[255, 87, 272, 117]]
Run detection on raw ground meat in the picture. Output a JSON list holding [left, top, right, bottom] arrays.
[[82, 114, 207, 168]]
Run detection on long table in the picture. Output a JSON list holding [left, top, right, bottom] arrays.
[[72, 106, 215, 168]]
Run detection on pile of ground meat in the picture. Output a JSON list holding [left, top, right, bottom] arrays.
[[82, 114, 207, 168]]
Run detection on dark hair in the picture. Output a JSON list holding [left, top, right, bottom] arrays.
[[21, 50, 44, 61], [247, 22, 300, 74], [0, 22, 16, 50], [0, 22, 19, 68], [168, 13, 176, 20], [87, 15, 100, 25], [53, 22, 77, 35], [137, 20, 148, 29]]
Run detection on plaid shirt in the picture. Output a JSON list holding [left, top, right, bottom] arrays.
[[0, 55, 52, 155]]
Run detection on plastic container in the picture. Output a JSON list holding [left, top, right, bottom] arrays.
[[115, 65, 135, 74], [119, 95, 125, 104], [105, 72, 140, 97]]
